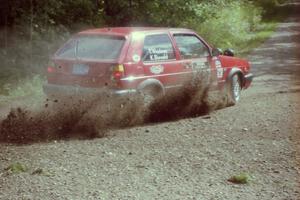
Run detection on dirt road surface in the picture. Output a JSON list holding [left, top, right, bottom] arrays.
[[1, 1, 300, 200]]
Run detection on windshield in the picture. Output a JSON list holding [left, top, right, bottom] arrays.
[[56, 35, 125, 60]]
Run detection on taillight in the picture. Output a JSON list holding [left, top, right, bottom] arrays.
[[111, 64, 125, 80], [47, 66, 55, 73], [47, 60, 56, 73]]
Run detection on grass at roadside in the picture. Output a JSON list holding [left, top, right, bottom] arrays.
[[4, 75, 44, 98], [0, 75, 44, 106], [238, 22, 278, 57], [238, 1, 294, 56]]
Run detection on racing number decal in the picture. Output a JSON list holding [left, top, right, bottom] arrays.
[[215, 60, 223, 78]]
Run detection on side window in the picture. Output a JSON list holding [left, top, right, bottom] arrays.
[[142, 34, 175, 62], [174, 34, 210, 59]]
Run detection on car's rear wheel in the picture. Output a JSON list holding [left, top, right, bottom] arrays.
[[140, 85, 163, 108], [224, 73, 242, 106]]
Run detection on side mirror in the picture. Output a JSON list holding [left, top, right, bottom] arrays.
[[212, 48, 223, 57], [224, 48, 235, 57]]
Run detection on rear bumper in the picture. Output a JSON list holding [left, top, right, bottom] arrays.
[[243, 73, 254, 89], [43, 83, 137, 97]]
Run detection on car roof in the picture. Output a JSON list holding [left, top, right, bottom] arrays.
[[78, 27, 193, 36]]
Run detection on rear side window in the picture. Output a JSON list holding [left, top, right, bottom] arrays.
[[56, 35, 125, 60], [142, 34, 175, 62], [174, 34, 209, 59]]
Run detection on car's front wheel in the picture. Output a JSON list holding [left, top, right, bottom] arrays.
[[224, 73, 242, 106]]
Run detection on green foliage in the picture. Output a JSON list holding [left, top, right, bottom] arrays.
[[228, 172, 251, 184], [238, 22, 277, 55], [5, 162, 28, 173], [4, 75, 44, 97], [0, 25, 68, 95], [195, 1, 263, 50], [0, 0, 102, 28], [4, 163, 53, 176]]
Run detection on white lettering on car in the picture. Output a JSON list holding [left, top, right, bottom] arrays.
[[148, 48, 169, 61]]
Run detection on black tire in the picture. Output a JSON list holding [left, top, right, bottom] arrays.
[[223, 73, 242, 106], [140, 85, 163, 108]]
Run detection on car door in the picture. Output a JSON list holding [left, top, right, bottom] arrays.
[[172, 33, 216, 88], [141, 33, 187, 89]]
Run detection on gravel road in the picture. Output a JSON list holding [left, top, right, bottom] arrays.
[[1, 1, 300, 200]]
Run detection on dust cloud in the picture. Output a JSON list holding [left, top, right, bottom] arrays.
[[0, 79, 226, 144]]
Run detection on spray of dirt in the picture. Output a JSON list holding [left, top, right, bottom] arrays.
[[0, 78, 227, 144]]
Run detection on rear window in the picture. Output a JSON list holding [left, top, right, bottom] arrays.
[[56, 35, 125, 60]]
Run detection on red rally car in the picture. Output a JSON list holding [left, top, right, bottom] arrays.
[[44, 27, 253, 106]]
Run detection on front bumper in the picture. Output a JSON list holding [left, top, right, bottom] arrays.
[[243, 73, 254, 89], [43, 83, 137, 97]]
